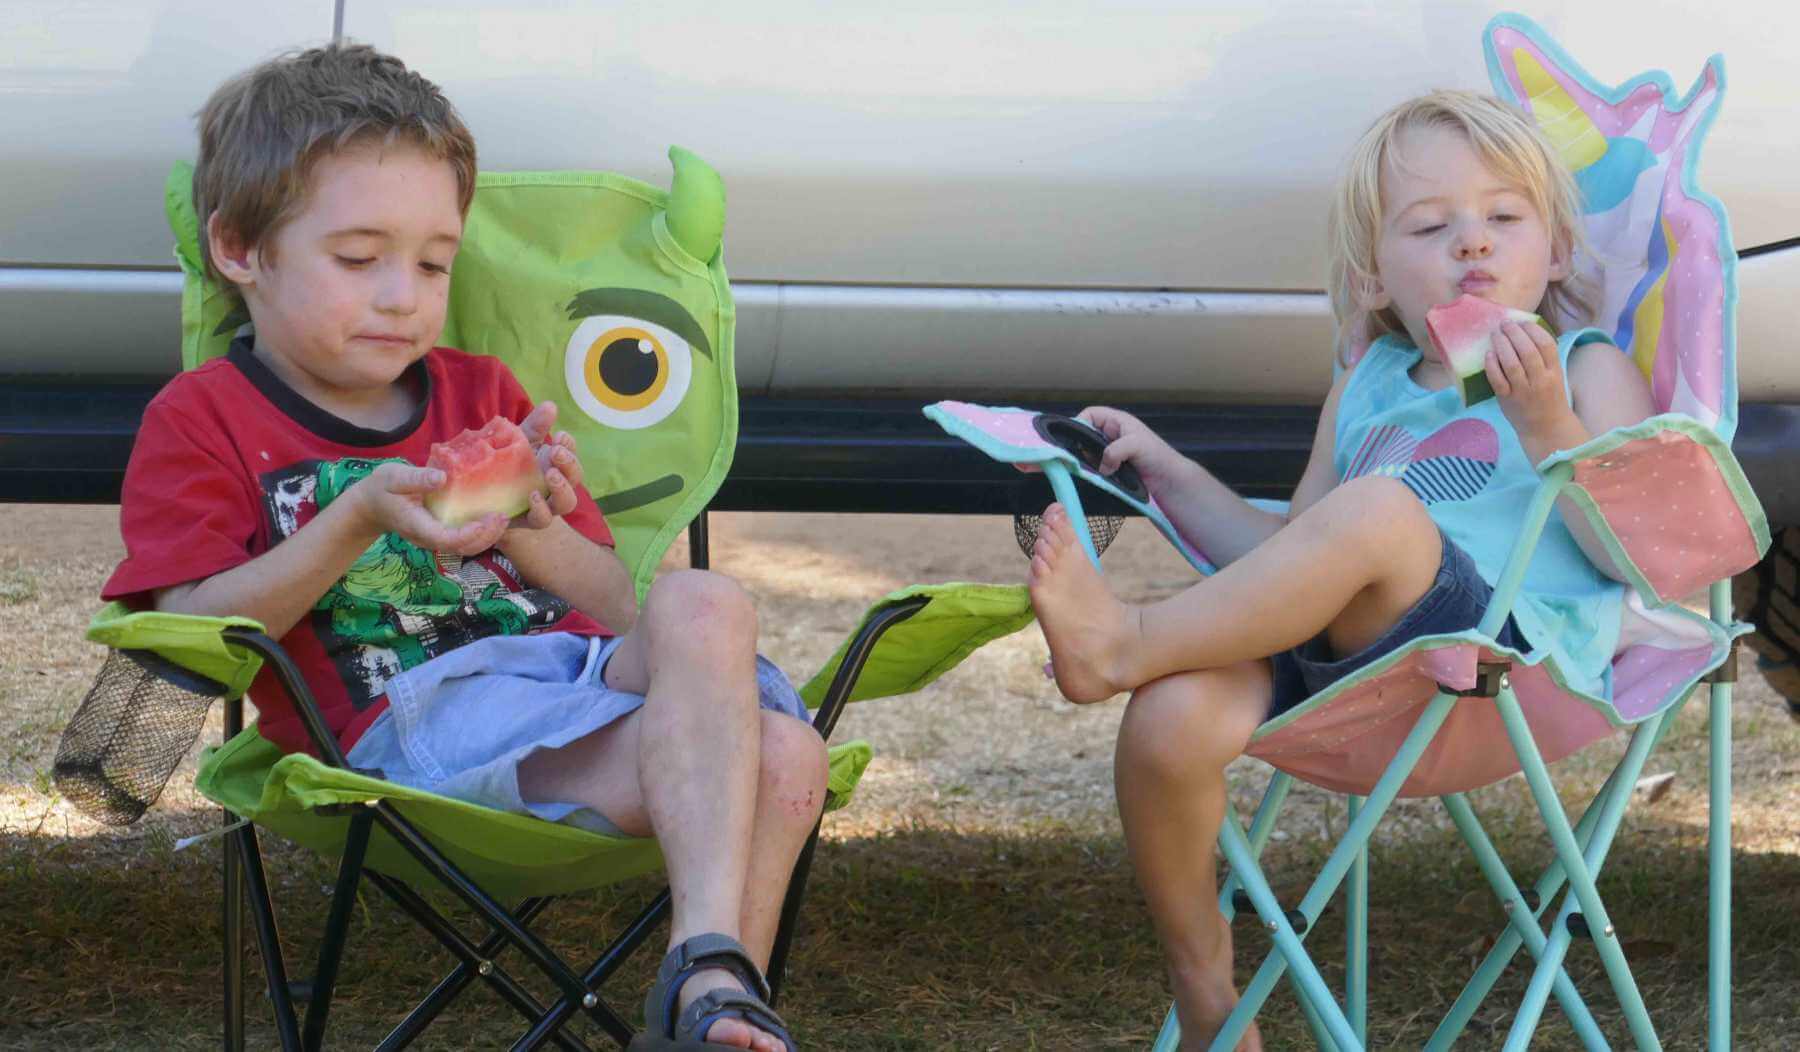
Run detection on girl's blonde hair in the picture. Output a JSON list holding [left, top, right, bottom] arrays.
[[1326, 90, 1593, 365]]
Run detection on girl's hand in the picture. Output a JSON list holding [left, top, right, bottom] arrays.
[[1487, 322, 1579, 446], [357, 462, 508, 556], [1078, 405, 1190, 497]]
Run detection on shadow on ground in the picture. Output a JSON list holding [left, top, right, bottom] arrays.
[[3, 814, 1797, 1051]]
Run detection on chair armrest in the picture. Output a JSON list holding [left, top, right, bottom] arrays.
[[1538, 413, 1770, 606], [86, 602, 266, 698]]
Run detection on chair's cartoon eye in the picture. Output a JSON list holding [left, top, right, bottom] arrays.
[[563, 315, 693, 430]]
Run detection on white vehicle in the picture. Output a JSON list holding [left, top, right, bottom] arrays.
[[2, 1, 1795, 526]]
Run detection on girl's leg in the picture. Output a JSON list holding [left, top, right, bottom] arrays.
[[1031, 476, 1443, 702], [1115, 662, 1271, 1052]]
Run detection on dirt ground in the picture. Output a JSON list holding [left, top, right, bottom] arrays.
[[3, 502, 1798, 1049]]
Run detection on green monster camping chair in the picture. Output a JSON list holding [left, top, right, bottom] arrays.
[[49, 149, 1034, 1051], [913, 15, 1766, 1051]]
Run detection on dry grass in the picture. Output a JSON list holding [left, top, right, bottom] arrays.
[[3, 504, 1797, 1050]]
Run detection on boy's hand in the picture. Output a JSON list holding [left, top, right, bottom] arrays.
[[358, 462, 508, 556], [1487, 322, 1580, 445], [511, 401, 586, 529], [1077, 406, 1189, 497]]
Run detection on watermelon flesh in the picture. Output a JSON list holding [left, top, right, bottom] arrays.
[[423, 417, 548, 526], [1424, 295, 1548, 407]]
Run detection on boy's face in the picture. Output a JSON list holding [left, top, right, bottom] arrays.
[[1368, 124, 1568, 352], [210, 144, 464, 405]]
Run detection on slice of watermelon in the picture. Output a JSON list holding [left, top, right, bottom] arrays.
[[422, 417, 548, 527], [1424, 295, 1549, 407]]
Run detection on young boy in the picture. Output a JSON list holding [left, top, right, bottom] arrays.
[[103, 44, 815, 1052]]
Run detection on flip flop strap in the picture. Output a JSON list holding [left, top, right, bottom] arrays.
[[678, 989, 797, 1052]]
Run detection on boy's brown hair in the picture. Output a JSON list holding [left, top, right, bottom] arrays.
[[194, 43, 478, 284]]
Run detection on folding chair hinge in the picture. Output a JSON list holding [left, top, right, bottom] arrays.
[[1445, 661, 1512, 698], [1701, 641, 1739, 684], [1230, 890, 1309, 935], [1566, 913, 1615, 940]]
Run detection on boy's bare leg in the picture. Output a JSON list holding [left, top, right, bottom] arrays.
[[732, 711, 829, 964], [518, 569, 825, 1051], [1029, 476, 1443, 702], [1115, 663, 1270, 1052]]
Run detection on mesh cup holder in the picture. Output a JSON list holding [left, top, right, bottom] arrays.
[[1013, 512, 1125, 561], [53, 648, 229, 826]]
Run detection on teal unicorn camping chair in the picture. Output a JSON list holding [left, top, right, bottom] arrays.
[[918, 15, 1767, 1051], [50, 148, 1031, 1051]]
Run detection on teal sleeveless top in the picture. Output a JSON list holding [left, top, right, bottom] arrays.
[[1335, 330, 1623, 697]]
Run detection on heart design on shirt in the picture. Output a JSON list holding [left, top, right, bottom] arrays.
[[1345, 419, 1500, 504]]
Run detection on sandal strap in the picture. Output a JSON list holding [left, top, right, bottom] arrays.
[[678, 989, 797, 1052], [644, 932, 773, 1037]]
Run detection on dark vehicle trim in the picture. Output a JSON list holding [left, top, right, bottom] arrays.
[[5, 384, 1797, 527]]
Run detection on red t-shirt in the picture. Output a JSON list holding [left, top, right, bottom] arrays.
[[103, 342, 615, 755]]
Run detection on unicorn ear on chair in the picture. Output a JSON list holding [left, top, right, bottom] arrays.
[[1485, 14, 1736, 439]]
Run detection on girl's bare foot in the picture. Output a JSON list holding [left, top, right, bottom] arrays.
[[1174, 933, 1263, 1052], [1026, 503, 1140, 702]]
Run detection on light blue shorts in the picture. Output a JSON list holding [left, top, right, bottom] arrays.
[[344, 632, 810, 837]]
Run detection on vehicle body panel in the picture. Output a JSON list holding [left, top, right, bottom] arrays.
[[2, 1, 1796, 516]]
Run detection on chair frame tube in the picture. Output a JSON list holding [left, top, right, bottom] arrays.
[[1708, 579, 1732, 1050], [1493, 682, 1662, 1050]]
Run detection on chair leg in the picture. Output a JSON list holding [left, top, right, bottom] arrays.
[[1432, 792, 1609, 1052], [1708, 678, 1731, 1051], [371, 802, 595, 1010], [1346, 796, 1368, 1044], [222, 698, 247, 1052], [366, 876, 602, 1052], [517, 889, 671, 1051], [1494, 685, 1662, 1051], [1211, 692, 1459, 1051], [1497, 711, 1664, 1049], [1505, 898, 1584, 1052], [1216, 815, 1359, 1049], [301, 810, 374, 1052], [234, 823, 303, 1051], [1708, 579, 1734, 1052], [223, 805, 245, 1052]]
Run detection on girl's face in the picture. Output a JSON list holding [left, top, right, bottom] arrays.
[[1366, 123, 1568, 354]]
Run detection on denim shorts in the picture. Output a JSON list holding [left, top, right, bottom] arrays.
[[344, 632, 810, 837], [1267, 530, 1526, 720]]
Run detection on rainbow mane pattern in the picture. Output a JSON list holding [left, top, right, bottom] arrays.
[[1486, 15, 1737, 439]]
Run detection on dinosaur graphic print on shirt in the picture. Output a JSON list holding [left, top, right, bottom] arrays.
[[258, 457, 571, 713], [1342, 418, 1501, 505]]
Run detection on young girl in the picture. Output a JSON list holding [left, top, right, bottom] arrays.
[[1026, 91, 1657, 1049]]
